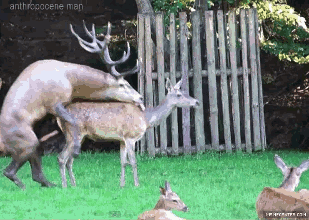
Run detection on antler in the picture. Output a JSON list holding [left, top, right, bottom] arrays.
[[70, 20, 111, 53], [110, 60, 140, 78], [71, 21, 140, 79], [101, 41, 140, 78], [100, 41, 130, 66]]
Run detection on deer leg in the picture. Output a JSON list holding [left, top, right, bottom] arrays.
[[127, 140, 139, 187], [3, 159, 27, 189], [55, 103, 81, 158], [58, 135, 78, 188], [2, 125, 48, 189], [120, 142, 129, 187], [29, 152, 56, 187], [66, 156, 76, 187], [58, 146, 71, 188]]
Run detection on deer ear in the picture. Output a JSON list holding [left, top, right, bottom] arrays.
[[165, 181, 171, 192], [165, 78, 173, 92], [298, 160, 309, 174], [174, 79, 182, 90], [274, 154, 288, 174], [160, 187, 166, 195]]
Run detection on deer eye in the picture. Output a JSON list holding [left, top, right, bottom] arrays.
[[177, 94, 181, 97], [119, 84, 125, 87], [173, 200, 178, 203]]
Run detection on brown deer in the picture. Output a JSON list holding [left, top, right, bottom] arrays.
[[55, 78, 199, 187], [256, 154, 309, 218], [0, 21, 143, 189], [273, 154, 309, 191], [138, 181, 188, 220]]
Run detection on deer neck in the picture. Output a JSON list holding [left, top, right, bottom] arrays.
[[279, 168, 297, 191], [145, 98, 175, 128], [154, 197, 170, 210]]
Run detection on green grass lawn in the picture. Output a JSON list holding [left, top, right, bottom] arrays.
[[0, 150, 309, 219]]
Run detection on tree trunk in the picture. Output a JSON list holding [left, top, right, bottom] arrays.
[[135, 0, 170, 59]]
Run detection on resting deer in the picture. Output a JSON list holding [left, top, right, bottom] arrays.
[[0, 21, 143, 189], [55, 78, 199, 187], [256, 155, 309, 217], [138, 181, 188, 220], [273, 154, 309, 191]]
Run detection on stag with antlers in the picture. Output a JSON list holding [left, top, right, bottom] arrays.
[[0, 21, 143, 189]]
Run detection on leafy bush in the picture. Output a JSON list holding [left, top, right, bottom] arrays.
[[150, 0, 309, 63], [255, 1, 309, 64]]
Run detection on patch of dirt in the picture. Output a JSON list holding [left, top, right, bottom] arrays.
[[261, 50, 309, 150]]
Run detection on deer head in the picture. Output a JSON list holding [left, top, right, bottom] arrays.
[[70, 21, 144, 108], [156, 181, 188, 212], [165, 78, 199, 108], [274, 154, 309, 191]]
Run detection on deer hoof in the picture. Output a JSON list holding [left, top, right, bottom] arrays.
[[4, 171, 26, 189], [42, 182, 57, 188], [72, 150, 80, 158]]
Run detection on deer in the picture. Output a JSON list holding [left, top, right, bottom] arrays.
[[272, 154, 309, 192], [138, 181, 188, 220], [0, 21, 144, 189], [256, 154, 309, 217], [53, 78, 199, 188]]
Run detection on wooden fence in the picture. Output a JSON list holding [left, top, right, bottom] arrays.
[[137, 9, 266, 156]]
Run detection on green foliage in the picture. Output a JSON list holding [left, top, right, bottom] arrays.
[[153, 0, 186, 26], [153, 0, 184, 14], [262, 40, 309, 64], [255, 0, 309, 64], [151, 0, 309, 64]]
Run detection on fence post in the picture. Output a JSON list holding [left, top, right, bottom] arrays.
[[248, 9, 261, 151], [137, 13, 146, 155], [192, 11, 206, 152], [254, 8, 266, 150], [145, 14, 156, 156], [217, 10, 232, 153], [155, 12, 167, 155], [240, 9, 252, 153], [205, 10, 219, 151], [179, 12, 192, 154], [228, 11, 242, 152], [169, 13, 179, 155]]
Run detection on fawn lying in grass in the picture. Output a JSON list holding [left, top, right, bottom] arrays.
[[273, 154, 309, 191], [256, 154, 309, 217], [138, 181, 188, 220]]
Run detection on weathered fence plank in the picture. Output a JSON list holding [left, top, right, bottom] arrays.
[[205, 10, 219, 150], [240, 9, 252, 153], [169, 13, 179, 155], [228, 11, 242, 152], [156, 12, 167, 154], [179, 12, 191, 154], [192, 11, 206, 152], [217, 10, 232, 153], [248, 9, 261, 150], [255, 9, 266, 150], [137, 13, 146, 154], [145, 15, 155, 156]]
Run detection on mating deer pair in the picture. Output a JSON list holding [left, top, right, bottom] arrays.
[[0, 21, 143, 189], [56, 78, 199, 187]]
